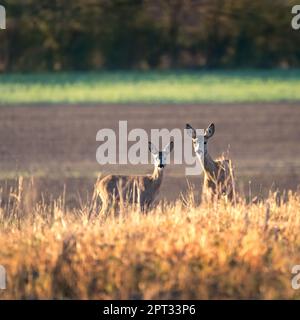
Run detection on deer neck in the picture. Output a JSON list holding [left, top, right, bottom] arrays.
[[196, 149, 217, 176], [151, 166, 164, 184], [204, 151, 218, 178]]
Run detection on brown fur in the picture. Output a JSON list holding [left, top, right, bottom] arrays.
[[95, 141, 173, 216], [186, 123, 235, 203], [202, 153, 235, 202], [95, 167, 164, 215]]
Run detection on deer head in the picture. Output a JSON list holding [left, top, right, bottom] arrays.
[[186, 123, 215, 156], [148, 141, 174, 169]]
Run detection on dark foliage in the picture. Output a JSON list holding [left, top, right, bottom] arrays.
[[0, 0, 299, 71]]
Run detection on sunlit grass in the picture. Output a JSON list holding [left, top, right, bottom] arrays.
[[1, 70, 300, 104], [0, 178, 299, 299]]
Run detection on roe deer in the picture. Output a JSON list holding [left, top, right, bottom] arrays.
[[186, 123, 235, 203], [94, 141, 174, 216]]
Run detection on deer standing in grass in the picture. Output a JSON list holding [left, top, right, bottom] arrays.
[[186, 123, 235, 203], [94, 141, 174, 216]]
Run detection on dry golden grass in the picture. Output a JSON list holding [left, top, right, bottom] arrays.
[[0, 178, 300, 299]]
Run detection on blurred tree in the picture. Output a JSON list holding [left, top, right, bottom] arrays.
[[0, 0, 299, 71]]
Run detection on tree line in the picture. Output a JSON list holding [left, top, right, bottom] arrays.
[[0, 0, 299, 72]]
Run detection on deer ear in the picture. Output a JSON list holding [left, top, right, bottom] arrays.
[[186, 124, 196, 139], [164, 141, 174, 154], [148, 141, 158, 155], [205, 123, 215, 139]]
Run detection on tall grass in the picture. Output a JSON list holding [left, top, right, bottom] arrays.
[[1, 70, 300, 104], [0, 177, 300, 299]]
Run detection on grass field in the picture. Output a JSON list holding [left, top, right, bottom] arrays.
[[0, 181, 299, 299], [0, 103, 299, 205], [1, 70, 300, 104], [0, 71, 299, 299]]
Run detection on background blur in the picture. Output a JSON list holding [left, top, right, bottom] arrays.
[[0, 0, 300, 207], [0, 0, 299, 72]]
